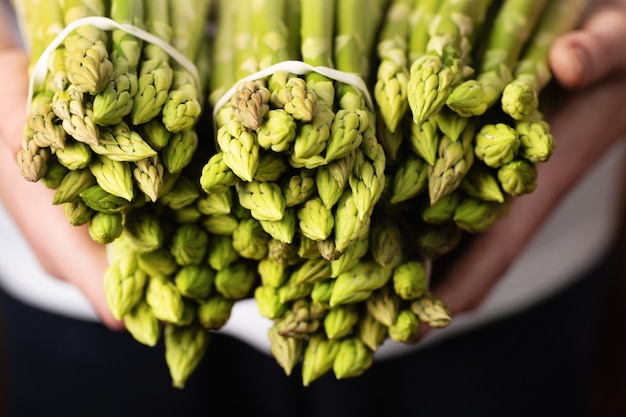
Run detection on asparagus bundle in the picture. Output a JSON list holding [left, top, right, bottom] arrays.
[[373, 0, 582, 240], [14, 0, 216, 387], [355, 0, 584, 383], [196, 0, 400, 384], [15, 0, 211, 245], [256, 0, 584, 386]]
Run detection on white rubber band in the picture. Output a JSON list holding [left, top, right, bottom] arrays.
[[27, 16, 200, 112], [211, 60, 375, 121]]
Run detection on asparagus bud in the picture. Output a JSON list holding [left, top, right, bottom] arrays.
[[269, 325, 304, 377], [388, 309, 420, 343], [124, 300, 161, 347], [410, 291, 452, 328], [324, 304, 359, 340], [332, 337, 374, 380], [301, 332, 340, 386], [197, 294, 235, 330], [474, 123, 521, 168], [164, 324, 210, 389], [392, 260, 428, 300]]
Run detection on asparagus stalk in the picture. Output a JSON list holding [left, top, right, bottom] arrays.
[[51, 0, 112, 147], [284, 0, 301, 61], [300, 0, 335, 104], [131, 0, 174, 125], [233, 0, 258, 79], [17, 128, 51, 182], [326, 0, 369, 162], [263, 0, 317, 123], [331, 0, 387, 247], [501, 0, 587, 120], [15, 0, 63, 70], [401, 0, 442, 173], [254, 0, 290, 69], [23, 0, 67, 151], [334, 0, 368, 82], [208, 0, 237, 107], [61, 0, 113, 95], [374, 0, 415, 133], [202, 0, 240, 187], [407, 0, 495, 123], [428, 121, 475, 205], [193, 13, 212, 101], [407, 0, 442, 64], [229, 0, 270, 130], [292, 0, 336, 163], [92, 0, 144, 126], [170, 0, 212, 64], [446, 0, 549, 117], [361, 0, 390, 81], [161, 0, 212, 132]]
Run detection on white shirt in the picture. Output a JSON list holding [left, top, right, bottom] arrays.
[[2, 138, 625, 360]]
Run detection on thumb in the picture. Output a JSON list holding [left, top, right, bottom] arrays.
[[549, 4, 626, 89], [66, 235, 126, 331]]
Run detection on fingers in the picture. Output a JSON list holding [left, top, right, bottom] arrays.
[[0, 144, 125, 331], [432, 193, 543, 316], [550, 4, 626, 89], [0, 47, 124, 330], [66, 233, 125, 331], [0, 50, 29, 156]]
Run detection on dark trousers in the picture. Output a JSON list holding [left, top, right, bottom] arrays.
[[0, 250, 623, 417]]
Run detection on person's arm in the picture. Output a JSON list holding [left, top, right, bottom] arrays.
[[0, 2, 122, 329], [0, 0, 28, 155], [432, 0, 626, 318]]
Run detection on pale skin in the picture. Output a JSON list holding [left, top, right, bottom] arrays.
[[0, 1, 121, 329], [1, 1, 626, 333]]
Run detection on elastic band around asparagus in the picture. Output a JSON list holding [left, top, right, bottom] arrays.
[[92, 0, 144, 126], [160, 0, 211, 133], [211, 60, 375, 132], [26, 16, 201, 114]]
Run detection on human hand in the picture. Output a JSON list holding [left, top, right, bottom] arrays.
[[430, 0, 626, 320], [0, 47, 123, 330]]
